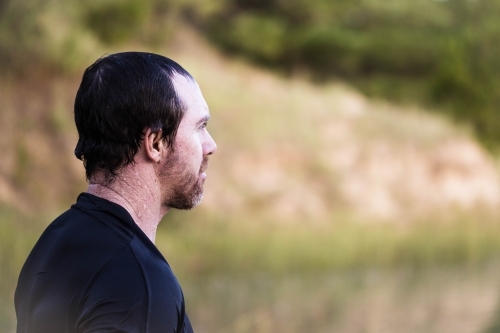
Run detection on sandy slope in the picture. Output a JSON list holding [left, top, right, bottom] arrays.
[[169, 27, 500, 223]]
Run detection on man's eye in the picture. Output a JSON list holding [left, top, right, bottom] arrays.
[[200, 122, 207, 129]]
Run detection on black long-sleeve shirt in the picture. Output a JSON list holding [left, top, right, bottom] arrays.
[[15, 193, 194, 333]]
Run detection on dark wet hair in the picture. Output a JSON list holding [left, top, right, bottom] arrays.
[[74, 52, 193, 183]]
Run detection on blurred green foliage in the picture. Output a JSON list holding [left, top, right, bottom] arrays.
[[188, 0, 500, 149], [2, 0, 500, 147], [158, 211, 500, 275], [85, 0, 151, 44], [0, 0, 176, 74], [0, 206, 46, 333]]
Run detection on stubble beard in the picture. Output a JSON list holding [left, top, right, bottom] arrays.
[[160, 151, 208, 210]]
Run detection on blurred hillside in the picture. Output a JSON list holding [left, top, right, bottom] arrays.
[[1, 0, 500, 221], [4, 0, 500, 146], [183, 27, 500, 221], [190, 0, 500, 149]]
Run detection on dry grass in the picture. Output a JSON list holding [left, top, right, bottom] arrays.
[[180, 264, 500, 333]]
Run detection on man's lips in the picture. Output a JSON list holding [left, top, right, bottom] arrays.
[[200, 157, 209, 174]]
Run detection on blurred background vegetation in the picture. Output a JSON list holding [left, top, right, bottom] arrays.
[[196, 0, 500, 149], [3, 0, 500, 332], [3, 0, 500, 147]]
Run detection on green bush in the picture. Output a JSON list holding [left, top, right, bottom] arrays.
[[209, 13, 287, 64], [84, 0, 151, 44], [0, 0, 173, 74]]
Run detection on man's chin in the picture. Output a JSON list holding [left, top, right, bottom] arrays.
[[166, 190, 204, 211], [187, 193, 204, 210]]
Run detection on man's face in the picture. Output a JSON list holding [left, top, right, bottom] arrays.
[[159, 74, 217, 210]]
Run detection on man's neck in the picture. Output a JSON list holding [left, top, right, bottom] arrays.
[[87, 165, 167, 243]]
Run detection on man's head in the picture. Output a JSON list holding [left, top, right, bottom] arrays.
[[155, 74, 216, 209], [74, 52, 216, 210]]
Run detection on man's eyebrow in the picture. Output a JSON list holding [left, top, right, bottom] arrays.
[[196, 115, 210, 126]]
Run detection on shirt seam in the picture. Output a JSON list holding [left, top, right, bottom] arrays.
[[129, 235, 151, 333]]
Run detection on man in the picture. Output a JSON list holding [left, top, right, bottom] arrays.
[[14, 52, 217, 332]]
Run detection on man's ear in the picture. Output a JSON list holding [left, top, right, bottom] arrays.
[[143, 128, 164, 163]]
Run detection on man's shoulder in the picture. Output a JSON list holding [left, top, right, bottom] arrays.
[[15, 195, 142, 332], [18, 193, 138, 288], [43, 192, 135, 243]]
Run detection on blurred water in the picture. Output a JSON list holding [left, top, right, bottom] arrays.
[[181, 262, 500, 333]]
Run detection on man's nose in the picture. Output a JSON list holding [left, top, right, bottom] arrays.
[[205, 132, 217, 156]]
